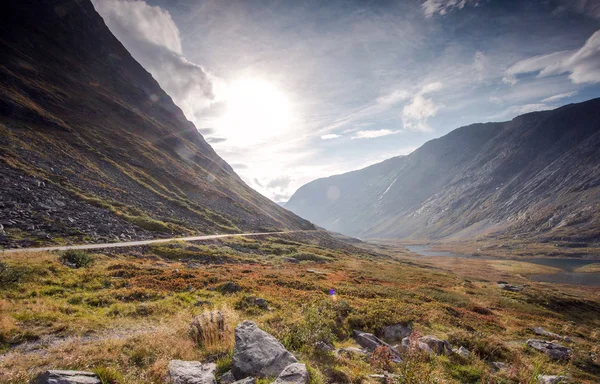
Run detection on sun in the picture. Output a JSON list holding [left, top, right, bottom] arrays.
[[217, 78, 292, 145]]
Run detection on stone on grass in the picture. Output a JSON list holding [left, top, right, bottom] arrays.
[[419, 335, 451, 355], [400, 336, 432, 354], [352, 330, 402, 361], [219, 371, 236, 384], [168, 360, 216, 384], [35, 370, 101, 384], [232, 321, 298, 379], [232, 379, 256, 384], [454, 346, 470, 358], [530, 327, 571, 342], [526, 339, 571, 360], [273, 363, 309, 384], [382, 323, 412, 343], [335, 347, 367, 357], [491, 362, 507, 371], [497, 282, 523, 292], [537, 375, 568, 384]]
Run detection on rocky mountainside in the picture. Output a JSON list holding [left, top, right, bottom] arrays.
[[0, 0, 312, 249], [286, 98, 600, 241]]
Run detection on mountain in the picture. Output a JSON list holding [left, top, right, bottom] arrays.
[[0, 0, 312, 248], [286, 99, 600, 241]]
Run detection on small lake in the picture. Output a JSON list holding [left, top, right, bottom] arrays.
[[406, 245, 600, 287]]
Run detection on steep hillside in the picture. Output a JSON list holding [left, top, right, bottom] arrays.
[[0, 0, 312, 249], [286, 99, 600, 241]]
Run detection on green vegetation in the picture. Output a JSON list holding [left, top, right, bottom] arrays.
[[0, 233, 598, 383], [59, 250, 94, 268]]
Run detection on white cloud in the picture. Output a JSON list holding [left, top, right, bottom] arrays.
[[321, 134, 342, 140], [92, 0, 217, 121], [503, 29, 600, 85], [541, 91, 577, 103], [473, 51, 488, 82], [422, 0, 478, 18], [511, 103, 551, 115], [351, 129, 401, 139], [401, 82, 442, 131]]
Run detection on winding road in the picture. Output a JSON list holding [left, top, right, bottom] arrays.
[[0, 231, 296, 254]]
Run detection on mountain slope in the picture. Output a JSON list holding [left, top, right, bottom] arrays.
[[0, 0, 312, 249], [286, 99, 600, 241]]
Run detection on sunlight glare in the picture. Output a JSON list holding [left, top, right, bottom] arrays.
[[217, 78, 292, 145]]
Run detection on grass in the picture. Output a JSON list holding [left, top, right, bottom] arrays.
[[0, 233, 598, 383], [575, 263, 600, 273]]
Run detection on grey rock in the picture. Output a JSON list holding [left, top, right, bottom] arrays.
[[335, 347, 367, 357], [168, 360, 217, 384], [314, 340, 334, 352], [530, 327, 571, 342], [454, 346, 470, 358], [497, 282, 523, 292], [526, 339, 571, 360], [273, 363, 309, 384], [382, 323, 412, 342], [232, 321, 298, 379], [219, 371, 235, 384], [232, 378, 256, 384], [352, 330, 402, 360], [491, 362, 507, 371], [538, 375, 568, 384], [35, 370, 101, 384], [419, 335, 451, 355]]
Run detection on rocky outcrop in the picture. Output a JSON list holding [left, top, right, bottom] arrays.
[[168, 360, 217, 384], [530, 327, 571, 342], [526, 340, 571, 360], [231, 321, 298, 379], [353, 330, 402, 361], [381, 323, 412, 343], [273, 363, 309, 384], [35, 370, 101, 384], [497, 282, 523, 292]]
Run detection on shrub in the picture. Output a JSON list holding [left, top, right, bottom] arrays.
[[190, 306, 238, 354], [0, 261, 27, 286], [93, 367, 123, 384], [59, 250, 94, 268], [291, 252, 331, 263]]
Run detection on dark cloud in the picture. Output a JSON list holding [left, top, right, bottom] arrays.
[[206, 137, 227, 143], [267, 176, 292, 189], [197, 128, 215, 135]]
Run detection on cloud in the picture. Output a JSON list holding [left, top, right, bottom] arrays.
[[473, 51, 488, 82], [511, 103, 551, 115], [422, 0, 479, 18], [206, 137, 227, 144], [230, 163, 249, 169], [321, 134, 342, 140], [351, 129, 401, 139], [555, 0, 600, 20], [541, 91, 577, 103], [401, 82, 442, 131], [267, 176, 292, 189], [197, 128, 215, 135], [92, 0, 216, 121], [503, 29, 600, 85]]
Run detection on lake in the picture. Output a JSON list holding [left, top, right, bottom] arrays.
[[406, 245, 600, 287]]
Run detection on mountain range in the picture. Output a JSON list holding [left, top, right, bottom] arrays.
[[286, 99, 600, 242], [0, 0, 312, 249]]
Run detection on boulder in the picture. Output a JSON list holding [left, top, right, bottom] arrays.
[[35, 370, 101, 384], [538, 375, 568, 384], [273, 363, 309, 384], [335, 347, 367, 357], [232, 379, 256, 384], [453, 346, 470, 358], [419, 335, 451, 355], [231, 321, 298, 379], [168, 360, 217, 384], [219, 371, 236, 384], [314, 340, 334, 352], [526, 340, 571, 360], [497, 282, 523, 292], [382, 323, 412, 343], [352, 330, 402, 360], [400, 336, 432, 354], [530, 327, 571, 342]]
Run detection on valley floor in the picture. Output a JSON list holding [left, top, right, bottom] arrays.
[[1, 231, 599, 383]]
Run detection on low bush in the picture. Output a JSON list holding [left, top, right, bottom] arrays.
[[59, 250, 94, 268], [0, 261, 27, 286]]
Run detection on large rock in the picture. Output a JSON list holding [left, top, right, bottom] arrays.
[[232, 321, 298, 379], [530, 327, 571, 342], [526, 340, 571, 360], [419, 336, 451, 355], [352, 330, 402, 361], [219, 371, 236, 384], [381, 323, 412, 343], [35, 370, 101, 384], [273, 363, 309, 384], [168, 360, 217, 384]]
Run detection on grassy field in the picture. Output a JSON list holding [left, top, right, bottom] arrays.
[[1, 232, 599, 383]]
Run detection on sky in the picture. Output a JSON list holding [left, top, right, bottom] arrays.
[[91, 0, 600, 202]]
